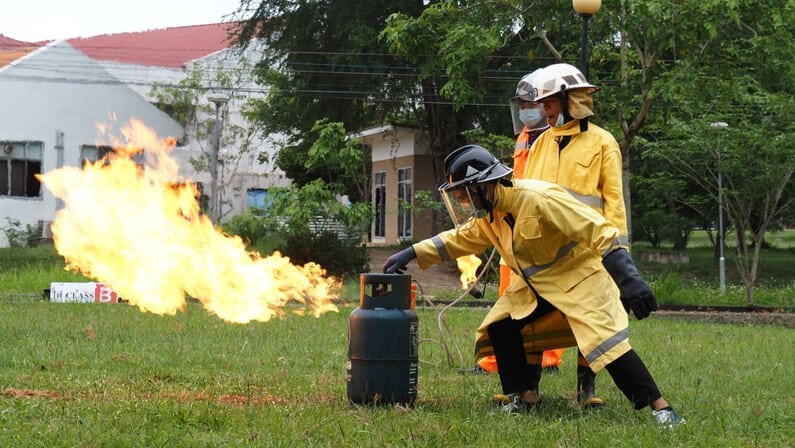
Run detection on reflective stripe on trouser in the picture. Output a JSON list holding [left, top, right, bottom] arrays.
[[475, 311, 577, 361], [474, 310, 631, 372]]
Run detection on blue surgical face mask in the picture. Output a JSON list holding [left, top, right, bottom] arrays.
[[518, 108, 542, 126], [555, 112, 566, 127]]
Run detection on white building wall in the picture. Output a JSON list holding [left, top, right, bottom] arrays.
[[0, 41, 183, 246], [362, 125, 431, 162], [99, 43, 290, 220]]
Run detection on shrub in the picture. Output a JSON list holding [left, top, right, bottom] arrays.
[[282, 230, 369, 278], [1, 218, 40, 248], [221, 179, 373, 278]]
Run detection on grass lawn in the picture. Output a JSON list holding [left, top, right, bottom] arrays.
[[0, 300, 792, 447], [0, 241, 792, 446]]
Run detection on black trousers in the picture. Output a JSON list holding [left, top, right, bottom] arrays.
[[487, 299, 663, 409], [487, 296, 555, 394], [604, 349, 663, 409]]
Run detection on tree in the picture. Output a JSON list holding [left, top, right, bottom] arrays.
[[648, 79, 795, 305], [231, 1, 435, 192], [639, 0, 795, 304], [229, 1, 795, 299], [232, 0, 522, 194], [150, 57, 263, 221]]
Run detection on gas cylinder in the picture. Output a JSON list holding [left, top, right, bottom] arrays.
[[346, 273, 418, 406]]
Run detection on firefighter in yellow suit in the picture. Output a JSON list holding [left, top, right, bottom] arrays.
[[382, 145, 684, 427], [474, 69, 555, 374], [477, 64, 627, 408], [510, 63, 630, 406]]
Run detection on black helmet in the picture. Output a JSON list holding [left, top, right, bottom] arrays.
[[439, 144, 512, 192]]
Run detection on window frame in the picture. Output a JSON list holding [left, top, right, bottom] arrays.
[[0, 141, 43, 198], [373, 171, 386, 239], [397, 167, 412, 239]]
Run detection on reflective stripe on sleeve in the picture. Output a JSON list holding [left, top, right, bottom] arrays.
[[563, 187, 604, 209], [601, 237, 626, 257], [431, 235, 451, 262]]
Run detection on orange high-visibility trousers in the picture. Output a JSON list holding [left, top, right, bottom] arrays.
[[476, 264, 564, 373]]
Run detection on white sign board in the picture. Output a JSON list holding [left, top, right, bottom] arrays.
[[49, 282, 120, 303]]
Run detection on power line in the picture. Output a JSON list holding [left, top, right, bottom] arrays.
[[4, 46, 774, 111]]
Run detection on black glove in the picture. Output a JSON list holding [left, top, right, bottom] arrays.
[[383, 247, 417, 274], [602, 248, 657, 320]]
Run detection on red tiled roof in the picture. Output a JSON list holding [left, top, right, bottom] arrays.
[[0, 34, 38, 49], [68, 23, 241, 68], [0, 34, 47, 68]]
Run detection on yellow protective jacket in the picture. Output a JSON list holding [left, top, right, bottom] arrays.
[[524, 119, 629, 247], [414, 179, 631, 371], [495, 126, 539, 275]]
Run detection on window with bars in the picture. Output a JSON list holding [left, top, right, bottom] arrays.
[[80, 145, 145, 167], [373, 171, 386, 239], [397, 167, 412, 238], [0, 141, 43, 198]]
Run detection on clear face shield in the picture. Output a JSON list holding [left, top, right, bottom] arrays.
[[440, 184, 484, 231], [509, 98, 547, 135]]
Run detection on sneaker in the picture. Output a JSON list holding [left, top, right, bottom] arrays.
[[652, 407, 685, 428]]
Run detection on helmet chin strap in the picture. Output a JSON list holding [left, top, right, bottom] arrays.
[[473, 184, 495, 222], [561, 90, 572, 123]]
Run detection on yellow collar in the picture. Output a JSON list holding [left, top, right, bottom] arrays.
[[549, 119, 582, 137], [494, 181, 515, 214]]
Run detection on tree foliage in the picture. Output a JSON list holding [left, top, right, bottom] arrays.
[[150, 58, 262, 221], [229, 0, 795, 301], [232, 0, 520, 189]]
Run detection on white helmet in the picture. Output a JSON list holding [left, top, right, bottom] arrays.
[[509, 69, 548, 134], [528, 63, 599, 103]]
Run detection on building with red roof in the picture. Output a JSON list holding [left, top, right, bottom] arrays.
[[0, 24, 287, 246], [68, 23, 237, 68]]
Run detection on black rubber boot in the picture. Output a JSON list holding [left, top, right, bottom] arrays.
[[576, 364, 604, 409]]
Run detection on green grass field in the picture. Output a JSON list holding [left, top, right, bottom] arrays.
[[0, 301, 792, 447], [0, 240, 793, 446]]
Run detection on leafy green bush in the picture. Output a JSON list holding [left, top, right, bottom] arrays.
[[1, 218, 40, 248], [283, 230, 369, 278]]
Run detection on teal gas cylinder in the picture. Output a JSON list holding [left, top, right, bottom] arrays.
[[346, 273, 418, 406]]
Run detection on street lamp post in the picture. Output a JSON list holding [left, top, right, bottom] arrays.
[[207, 93, 230, 223], [710, 121, 729, 293], [572, 0, 602, 78]]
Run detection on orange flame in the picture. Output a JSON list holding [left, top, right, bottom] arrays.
[[37, 119, 339, 323], [455, 254, 482, 290]]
